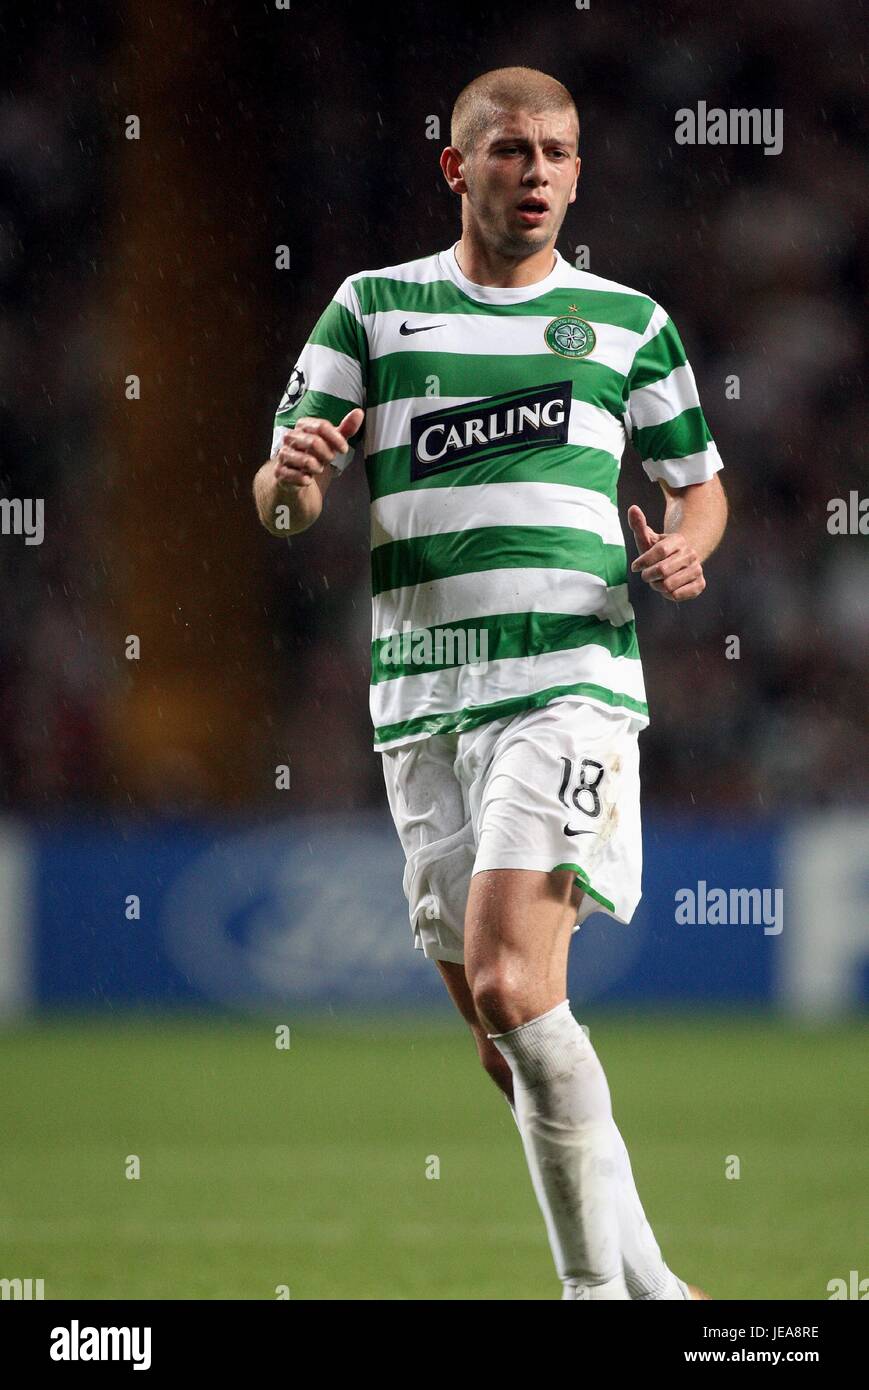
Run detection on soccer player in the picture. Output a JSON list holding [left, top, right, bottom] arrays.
[[254, 66, 728, 1300]]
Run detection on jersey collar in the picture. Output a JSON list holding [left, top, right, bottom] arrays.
[[441, 242, 566, 304]]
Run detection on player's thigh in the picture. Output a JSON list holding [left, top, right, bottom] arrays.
[[464, 700, 642, 931], [382, 734, 473, 962], [463, 867, 581, 1033]]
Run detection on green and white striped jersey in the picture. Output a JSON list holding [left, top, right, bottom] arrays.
[[270, 244, 723, 751]]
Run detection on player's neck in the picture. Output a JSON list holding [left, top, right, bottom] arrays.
[[454, 234, 557, 289]]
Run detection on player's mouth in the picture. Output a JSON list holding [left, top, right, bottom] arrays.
[[516, 197, 550, 225]]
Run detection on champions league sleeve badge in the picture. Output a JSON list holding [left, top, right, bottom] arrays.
[[278, 365, 306, 412]]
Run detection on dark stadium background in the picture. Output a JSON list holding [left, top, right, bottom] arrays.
[[0, 0, 865, 1302]]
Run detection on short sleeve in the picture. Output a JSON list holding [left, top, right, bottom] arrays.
[[623, 304, 723, 487], [269, 277, 368, 473]]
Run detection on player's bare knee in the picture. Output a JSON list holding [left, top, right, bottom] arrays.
[[469, 961, 528, 1035]]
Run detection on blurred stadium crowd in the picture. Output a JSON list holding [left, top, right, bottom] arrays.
[[0, 12, 117, 808], [1, 2, 865, 816]]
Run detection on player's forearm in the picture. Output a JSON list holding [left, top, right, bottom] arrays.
[[253, 461, 323, 537], [662, 477, 728, 563]]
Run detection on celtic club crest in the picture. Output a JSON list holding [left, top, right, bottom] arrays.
[[544, 314, 596, 359]]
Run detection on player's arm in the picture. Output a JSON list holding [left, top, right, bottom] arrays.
[[658, 474, 727, 563], [627, 476, 727, 601], [624, 304, 727, 602], [256, 275, 368, 538], [253, 409, 364, 537]]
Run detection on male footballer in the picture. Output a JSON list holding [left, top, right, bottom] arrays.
[[254, 66, 728, 1300]]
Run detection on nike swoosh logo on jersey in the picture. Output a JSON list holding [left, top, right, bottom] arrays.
[[563, 825, 597, 837], [399, 321, 447, 335]]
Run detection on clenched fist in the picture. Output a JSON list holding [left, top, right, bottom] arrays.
[[273, 408, 364, 491]]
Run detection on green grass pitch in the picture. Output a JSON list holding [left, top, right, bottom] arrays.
[[0, 1012, 865, 1300]]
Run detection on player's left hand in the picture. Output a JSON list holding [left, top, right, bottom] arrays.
[[627, 504, 706, 602]]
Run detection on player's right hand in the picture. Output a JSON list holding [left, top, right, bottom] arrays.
[[273, 408, 364, 489]]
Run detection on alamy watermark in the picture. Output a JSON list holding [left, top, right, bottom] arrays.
[[827, 491, 868, 535], [0, 1276, 44, 1299], [0, 497, 44, 546], [675, 101, 783, 156], [675, 881, 783, 935], [50, 1322, 151, 1370], [379, 620, 489, 672], [827, 1270, 869, 1299]]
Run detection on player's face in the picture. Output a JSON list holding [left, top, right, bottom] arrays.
[[462, 109, 580, 258]]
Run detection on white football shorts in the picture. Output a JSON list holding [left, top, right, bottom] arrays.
[[381, 697, 643, 964]]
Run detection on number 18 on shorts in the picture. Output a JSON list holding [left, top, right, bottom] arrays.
[[382, 698, 643, 964]]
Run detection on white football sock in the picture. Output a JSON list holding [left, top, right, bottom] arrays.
[[490, 999, 629, 1298], [503, 1073, 683, 1298], [610, 1120, 684, 1299]]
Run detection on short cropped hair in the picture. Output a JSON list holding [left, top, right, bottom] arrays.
[[451, 66, 579, 154]]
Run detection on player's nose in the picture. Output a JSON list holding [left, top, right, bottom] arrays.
[[521, 149, 549, 185]]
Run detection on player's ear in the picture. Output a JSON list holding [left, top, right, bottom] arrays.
[[568, 155, 581, 205], [440, 146, 468, 195]]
